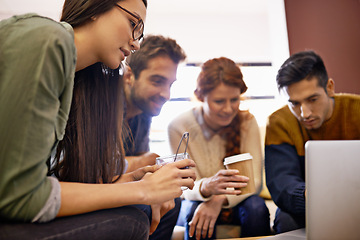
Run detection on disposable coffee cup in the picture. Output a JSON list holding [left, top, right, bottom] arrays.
[[223, 153, 255, 195], [156, 153, 190, 190]]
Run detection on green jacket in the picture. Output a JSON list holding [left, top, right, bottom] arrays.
[[0, 14, 76, 221]]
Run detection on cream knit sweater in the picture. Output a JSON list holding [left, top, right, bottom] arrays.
[[167, 106, 263, 208]]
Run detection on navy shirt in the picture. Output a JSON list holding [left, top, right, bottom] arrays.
[[124, 113, 152, 156]]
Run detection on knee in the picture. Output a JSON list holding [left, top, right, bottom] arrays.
[[273, 208, 305, 234], [243, 195, 269, 217], [123, 206, 150, 227], [109, 206, 150, 239]]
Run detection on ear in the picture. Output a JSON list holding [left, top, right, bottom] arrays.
[[124, 65, 135, 86], [194, 89, 204, 102], [326, 78, 335, 97]]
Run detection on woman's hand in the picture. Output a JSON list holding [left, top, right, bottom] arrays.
[[141, 158, 196, 204], [200, 169, 249, 198], [115, 165, 160, 183], [149, 200, 175, 235], [189, 196, 226, 240]]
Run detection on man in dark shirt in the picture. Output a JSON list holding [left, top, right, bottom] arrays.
[[124, 35, 186, 172], [124, 35, 187, 240], [265, 50, 360, 234]]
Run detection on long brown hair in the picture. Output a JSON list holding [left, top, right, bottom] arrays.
[[195, 57, 248, 159], [51, 63, 124, 183], [50, 0, 147, 183]]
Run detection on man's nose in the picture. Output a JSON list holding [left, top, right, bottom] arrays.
[[300, 103, 311, 119], [159, 86, 171, 101]]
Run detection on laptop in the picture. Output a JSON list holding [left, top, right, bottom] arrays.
[[305, 140, 360, 240], [260, 140, 360, 240]]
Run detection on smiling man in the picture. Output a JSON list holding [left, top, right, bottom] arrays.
[[264, 50, 360, 234], [123, 35, 186, 240], [123, 35, 186, 171]]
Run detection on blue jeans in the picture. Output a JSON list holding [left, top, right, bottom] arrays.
[[0, 206, 149, 240], [135, 197, 181, 240], [273, 208, 305, 234], [180, 195, 271, 240]]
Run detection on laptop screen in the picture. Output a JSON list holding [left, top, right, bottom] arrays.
[[305, 140, 360, 240]]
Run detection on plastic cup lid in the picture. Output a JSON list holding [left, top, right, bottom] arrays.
[[223, 153, 252, 165]]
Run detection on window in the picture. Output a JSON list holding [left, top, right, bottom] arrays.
[[150, 64, 285, 156], [146, 0, 290, 155]]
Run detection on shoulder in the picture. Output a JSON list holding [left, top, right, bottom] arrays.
[[2, 14, 76, 86], [265, 105, 301, 145], [128, 113, 152, 134], [334, 93, 360, 108], [332, 94, 360, 130], [239, 110, 258, 122], [239, 110, 258, 130], [3, 14, 72, 39], [239, 109, 254, 120], [267, 105, 300, 130], [169, 108, 197, 126], [168, 107, 200, 133], [268, 105, 292, 122], [1, 14, 74, 54]]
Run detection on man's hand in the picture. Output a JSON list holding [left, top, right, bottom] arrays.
[[149, 200, 175, 235], [126, 152, 160, 173], [116, 165, 160, 183]]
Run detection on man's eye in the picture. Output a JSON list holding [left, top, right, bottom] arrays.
[[290, 102, 299, 107], [152, 80, 162, 86]]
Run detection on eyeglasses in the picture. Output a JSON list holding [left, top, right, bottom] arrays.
[[116, 4, 144, 41]]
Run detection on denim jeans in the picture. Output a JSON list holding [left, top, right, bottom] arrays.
[[135, 197, 181, 240], [0, 206, 149, 240], [273, 208, 305, 234], [179, 195, 271, 240]]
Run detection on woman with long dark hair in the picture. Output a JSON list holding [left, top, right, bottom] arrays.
[[0, 1, 195, 239]]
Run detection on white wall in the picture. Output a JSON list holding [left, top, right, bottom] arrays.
[[0, 0, 64, 21], [145, 0, 271, 64], [0, 0, 289, 65]]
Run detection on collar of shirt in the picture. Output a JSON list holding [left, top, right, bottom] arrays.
[[193, 106, 219, 140]]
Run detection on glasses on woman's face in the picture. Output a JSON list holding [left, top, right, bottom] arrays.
[[116, 4, 144, 41]]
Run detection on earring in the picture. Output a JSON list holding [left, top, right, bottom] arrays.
[[131, 50, 136, 54]]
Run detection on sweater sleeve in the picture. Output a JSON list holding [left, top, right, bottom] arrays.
[[265, 109, 306, 216]]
